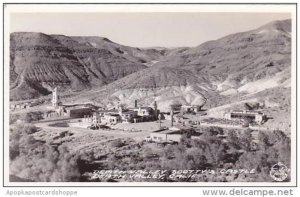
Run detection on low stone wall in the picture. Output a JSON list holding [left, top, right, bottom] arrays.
[[200, 122, 242, 129]]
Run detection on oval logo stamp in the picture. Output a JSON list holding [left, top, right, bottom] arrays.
[[269, 162, 289, 182]]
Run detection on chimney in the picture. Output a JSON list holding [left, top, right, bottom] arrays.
[[135, 100, 138, 108], [118, 106, 123, 115]]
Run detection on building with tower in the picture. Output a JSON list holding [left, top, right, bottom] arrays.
[[80, 100, 159, 127], [44, 87, 94, 119]]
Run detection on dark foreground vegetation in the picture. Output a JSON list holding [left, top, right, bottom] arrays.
[[10, 124, 80, 181], [9, 123, 290, 182]]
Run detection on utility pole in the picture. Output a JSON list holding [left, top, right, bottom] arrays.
[[171, 110, 174, 127], [154, 101, 158, 120], [134, 100, 138, 108]]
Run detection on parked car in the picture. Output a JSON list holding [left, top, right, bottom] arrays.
[[90, 125, 99, 130], [99, 125, 111, 130], [144, 136, 152, 142]]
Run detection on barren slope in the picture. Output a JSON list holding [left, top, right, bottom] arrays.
[[72, 20, 291, 112], [10, 33, 165, 100]]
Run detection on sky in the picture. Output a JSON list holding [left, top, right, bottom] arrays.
[[10, 12, 291, 47]]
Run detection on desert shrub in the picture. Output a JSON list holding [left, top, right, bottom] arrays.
[[18, 112, 43, 123], [185, 148, 208, 169], [202, 126, 224, 137], [110, 139, 125, 148], [10, 112, 43, 124], [106, 155, 118, 169], [162, 145, 176, 159], [227, 130, 241, 150], [269, 130, 288, 144], [238, 130, 253, 151], [257, 131, 271, 149], [9, 128, 21, 160], [13, 123, 38, 135], [142, 146, 154, 158], [180, 134, 192, 147], [9, 114, 20, 124]]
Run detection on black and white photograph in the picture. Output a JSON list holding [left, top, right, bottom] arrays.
[[2, 3, 297, 187]]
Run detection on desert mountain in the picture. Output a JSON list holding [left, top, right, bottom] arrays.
[[10, 32, 165, 100], [153, 19, 291, 92], [70, 19, 290, 111], [10, 19, 291, 114]]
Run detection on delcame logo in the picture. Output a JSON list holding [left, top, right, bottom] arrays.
[[269, 162, 289, 182]]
